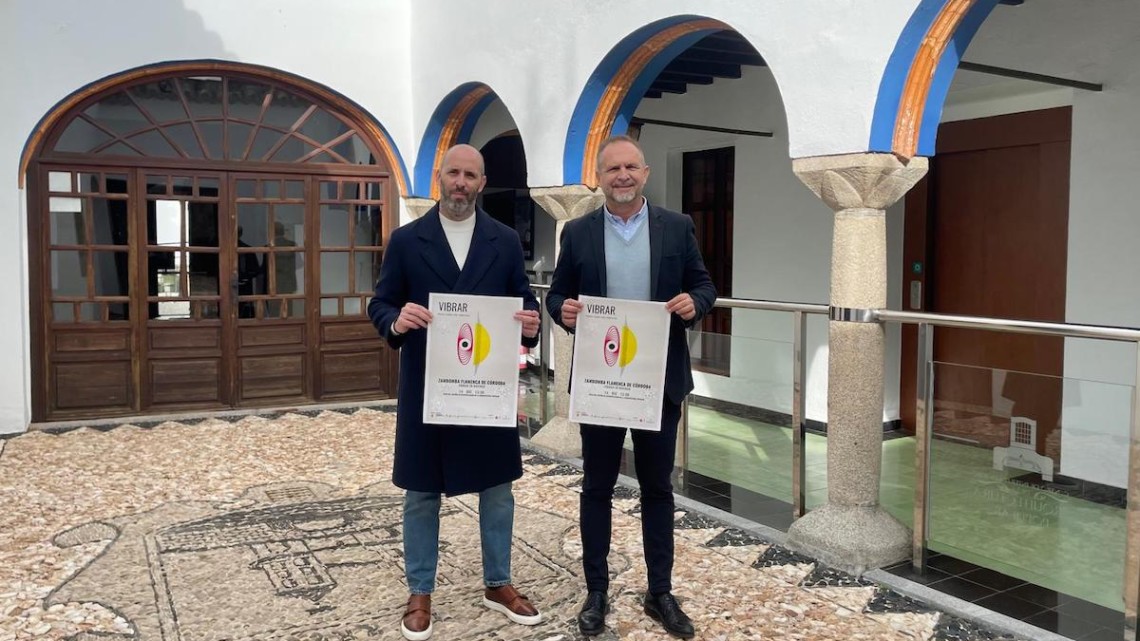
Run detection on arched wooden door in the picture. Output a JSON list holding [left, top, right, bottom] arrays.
[[28, 68, 399, 422]]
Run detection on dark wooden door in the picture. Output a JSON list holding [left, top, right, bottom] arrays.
[[35, 166, 137, 419], [900, 107, 1071, 459], [682, 146, 734, 375], [139, 170, 233, 411]]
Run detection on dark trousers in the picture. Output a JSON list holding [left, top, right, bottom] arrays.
[[580, 399, 681, 595]]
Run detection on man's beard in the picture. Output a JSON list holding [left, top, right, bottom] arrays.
[[440, 191, 476, 219], [609, 188, 638, 204]]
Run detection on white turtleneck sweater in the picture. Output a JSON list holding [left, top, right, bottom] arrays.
[[439, 211, 476, 269]]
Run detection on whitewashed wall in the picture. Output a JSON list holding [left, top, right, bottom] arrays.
[[407, 0, 920, 186]]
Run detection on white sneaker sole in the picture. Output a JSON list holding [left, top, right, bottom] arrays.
[[401, 619, 432, 640], [482, 597, 543, 625]]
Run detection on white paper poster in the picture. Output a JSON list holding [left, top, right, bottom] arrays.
[[423, 293, 523, 427], [569, 295, 670, 431]]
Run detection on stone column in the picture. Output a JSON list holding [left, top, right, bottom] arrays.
[[527, 185, 605, 457], [786, 153, 928, 573], [401, 197, 436, 221]]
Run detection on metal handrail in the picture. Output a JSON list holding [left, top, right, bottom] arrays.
[[878, 309, 1140, 342]]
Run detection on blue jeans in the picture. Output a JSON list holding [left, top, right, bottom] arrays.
[[403, 481, 515, 595]]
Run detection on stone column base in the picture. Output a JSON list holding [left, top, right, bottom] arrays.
[[530, 415, 581, 458], [786, 504, 910, 574]]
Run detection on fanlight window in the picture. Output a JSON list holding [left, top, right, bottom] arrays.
[[51, 76, 376, 165]]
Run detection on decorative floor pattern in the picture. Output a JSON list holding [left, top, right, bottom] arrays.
[[0, 409, 1023, 640]]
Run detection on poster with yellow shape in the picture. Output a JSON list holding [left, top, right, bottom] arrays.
[[424, 293, 523, 427], [569, 295, 670, 431]]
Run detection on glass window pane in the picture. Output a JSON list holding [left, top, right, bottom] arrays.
[[198, 177, 220, 198], [48, 172, 71, 193], [172, 176, 193, 196], [320, 298, 339, 316], [79, 303, 101, 322], [92, 198, 129, 245], [238, 252, 267, 297], [167, 123, 205, 159], [51, 250, 87, 296], [332, 134, 375, 165], [364, 181, 383, 201], [269, 137, 315, 163], [299, 108, 350, 144], [106, 174, 128, 194], [274, 204, 305, 248], [51, 211, 85, 245], [263, 88, 312, 129], [194, 300, 219, 320], [77, 173, 100, 193], [343, 297, 362, 315], [288, 299, 305, 319], [249, 127, 282, 161], [262, 180, 281, 199], [85, 96, 148, 136], [126, 130, 179, 157], [152, 200, 184, 247], [128, 81, 186, 122], [93, 251, 129, 296], [54, 118, 112, 153], [320, 204, 349, 246], [273, 251, 304, 295], [154, 300, 191, 320], [180, 77, 223, 119], [227, 122, 253, 160], [100, 142, 142, 157], [146, 175, 167, 195], [319, 181, 338, 199], [265, 299, 283, 319], [53, 302, 75, 322], [285, 180, 304, 199], [354, 251, 379, 293], [237, 204, 269, 247], [306, 151, 336, 164], [108, 302, 130, 321], [320, 252, 349, 293], [187, 203, 220, 248], [354, 205, 381, 247], [50, 196, 83, 213], [187, 254, 220, 295], [236, 179, 256, 199], [227, 80, 270, 122], [148, 251, 181, 296], [198, 121, 223, 159], [238, 299, 260, 320]]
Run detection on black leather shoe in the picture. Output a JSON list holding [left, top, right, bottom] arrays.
[[644, 592, 695, 639], [577, 590, 608, 636]]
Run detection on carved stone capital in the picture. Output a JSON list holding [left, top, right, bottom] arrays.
[[401, 197, 436, 220], [530, 185, 605, 222], [793, 153, 928, 212]]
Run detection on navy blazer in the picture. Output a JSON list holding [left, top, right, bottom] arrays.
[[546, 204, 716, 405], [368, 206, 539, 495]]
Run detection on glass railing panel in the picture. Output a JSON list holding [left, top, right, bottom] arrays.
[[681, 327, 799, 527], [927, 361, 1130, 612]]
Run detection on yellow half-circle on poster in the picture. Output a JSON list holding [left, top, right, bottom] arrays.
[[473, 322, 492, 365], [619, 324, 637, 368]]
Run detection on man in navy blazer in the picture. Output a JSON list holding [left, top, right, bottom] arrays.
[[546, 135, 716, 639], [368, 144, 543, 640]]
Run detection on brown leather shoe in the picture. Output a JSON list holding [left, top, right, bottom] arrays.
[[483, 584, 542, 625], [401, 594, 432, 640]]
